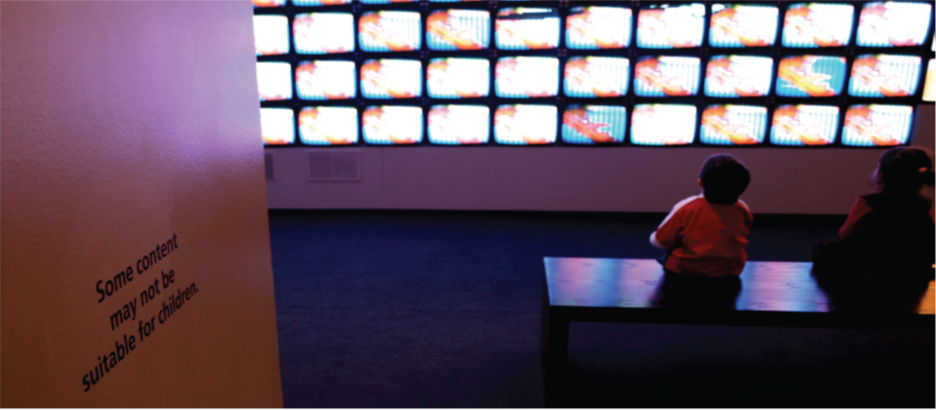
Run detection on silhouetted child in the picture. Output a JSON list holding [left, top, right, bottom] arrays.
[[651, 154, 752, 279]]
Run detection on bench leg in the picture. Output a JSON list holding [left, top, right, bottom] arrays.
[[542, 282, 569, 407]]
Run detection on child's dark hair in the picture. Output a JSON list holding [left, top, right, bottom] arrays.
[[875, 147, 935, 194], [699, 154, 751, 204]]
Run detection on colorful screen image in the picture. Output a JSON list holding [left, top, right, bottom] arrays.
[[253, 0, 286, 7], [495, 57, 559, 98], [700, 105, 767, 145], [495, 8, 560, 50], [565, 6, 632, 50], [564, 57, 629, 98], [704, 55, 773, 98], [360, 59, 422, 99], [296, 61, 356, 100], [427, 58, 489, 99], [923, 59, 936, 102], [709, 4, 779, 47], [360, 0, 417, 3], [292, 0, 352, 5], [254, 15, 289, 56], [362, 106, 423, 145], [630, 104, 697, 145], [770, 104, 839, 146], [256, 62, 293, 101], [776, 55, 846, 97], [849, 54, 922, 98], [562, 105, 627, 144], [633, 56, 700, 97], [636, 3, 706, 49], [841, 105, 913, 147], [782, 3, 854, 48], [261, 108, 295, 146], [294, 13, 355, 54], [298, 107, 359, 146], [427, 9, 490, 51], [359, 11, 421, 52], [430, 0, 487, 2], [428, 105, 490, 145], [857, 2, 933, 47], [493, 105, 557, 145]]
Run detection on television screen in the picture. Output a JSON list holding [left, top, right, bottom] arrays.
[[704, 55, 774, 97], [362, 106, 423, 145], [427, 58, 490, 99], [709, 4, 779, 47], [495, 57, 559, 98], [298, 107, 359, 146], [430, 0, 486, 2], [782, 3, 854, 48], [254, 15, 289, 56], [296, 61, 356, 100], [294, 13, 355, 54], [261, 108, 295, 145], [359, 11, 422, 52], [493, 105, 557, 145], [292, 0, 352, 5], [770, 104, 839, 146], [849, 54, 922, 98], [360, 0, 417, 4], [253, 0, 286, 7], [923, 59, 936, 102], [360, 59, 422, 99], [562, 105, 627, 144], [495, 8, 560, 50], [841, 105, 913, 147], [700, 105, 767, 145], [636, 3, 706, 49], [564, 57, 629, 98], [427, 9, 490, 51], [256, 62, 293, 101], [630, 104, 697, 145], [775, 55, 847, 97], [428, 105, 490, 145], [856, 2, 933, 47], [565, 6, 632, 50], [633, 56, 700, 97]]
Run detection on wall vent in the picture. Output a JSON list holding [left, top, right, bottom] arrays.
[[264, 153, 275, 181], [308, 151, 360, 181]]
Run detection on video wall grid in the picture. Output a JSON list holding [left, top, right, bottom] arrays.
[[253, 0, 936, 148]]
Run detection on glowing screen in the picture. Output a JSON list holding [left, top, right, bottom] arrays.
[[359, 11, 421, 52], [849, 54, 922, 98], [776, 55, 846, 97], [857, 2, 933, 47], [700, 105, 767, 145], [705, 55, 773, 97], [782, 3, 854, 48], [494, 105, 557, 145], [924, 59, 936, 102], [361, 0, 417, 4], [770, 105, 839, 146], [636, 3, 705, 49], [495, 57, 559, 98], [360, 59, 422, 99], [427, 10, 490, 51], [562, 105, 627, 144], [630, 104, 697, 146], [841, 105, 913, 147], [253, 0, 285, 7], [428, 105, 490, 145], [564, 57, 629, 98], [296, 61, 356, 100], [261, 108, 295, 146], [634, 56, 700, 97], [362, 106, 423, 145], [709, 4, 779, 47], [565, 6, 631, 49], [254, 15, 289, 56], [298, 107, 359, 146], [294, 13, 355, 54], [495, 8, 560, 50], [292, 0, 352, 5], [427, 58, 490, 99], [256, 62, 292, 101]]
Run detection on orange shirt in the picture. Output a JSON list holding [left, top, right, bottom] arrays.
[[651, 195, 753, 277]]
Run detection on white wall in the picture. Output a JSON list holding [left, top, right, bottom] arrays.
[[266, 106, 934, 214]]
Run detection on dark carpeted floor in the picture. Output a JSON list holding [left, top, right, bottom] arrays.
[[268, 210, 934, 408]]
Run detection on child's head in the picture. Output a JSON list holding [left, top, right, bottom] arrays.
[[874, 147, 935, 194], [698, 154, 750, 204]]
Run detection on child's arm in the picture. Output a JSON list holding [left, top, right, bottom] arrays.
[[839, 198, 872, 240], [650, 196, 698, 249]]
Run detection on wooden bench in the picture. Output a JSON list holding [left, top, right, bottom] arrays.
[[541, 257, 935, 406]]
